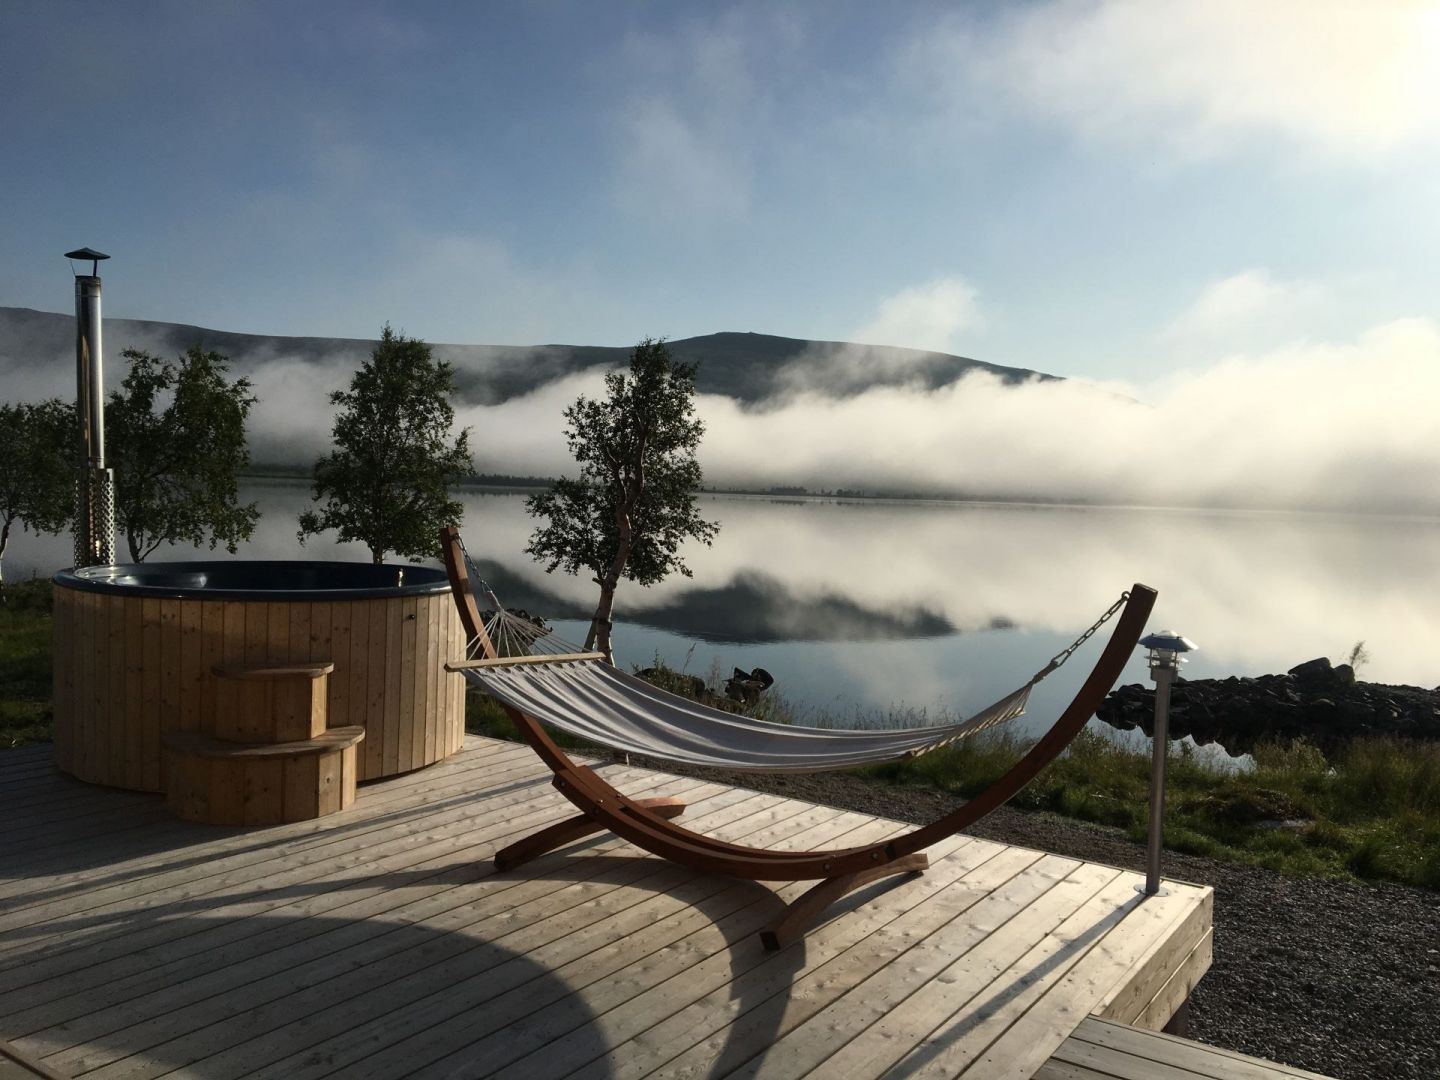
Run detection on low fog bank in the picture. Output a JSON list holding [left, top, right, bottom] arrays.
[[1, 308, 1049, 465], [467, 318, 1440, 515], [4, 306, 1438, 515]]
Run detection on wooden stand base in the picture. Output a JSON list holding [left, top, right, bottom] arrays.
[[490, 791, 928, 950], [493, 797, 688, 871], [760, 853, 930, 950]]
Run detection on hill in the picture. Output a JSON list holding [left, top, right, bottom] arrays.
[[0, 307, 1054, 407]]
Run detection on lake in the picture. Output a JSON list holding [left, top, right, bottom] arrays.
[[9, 482, 1439, 752]]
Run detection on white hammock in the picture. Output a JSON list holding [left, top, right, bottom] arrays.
[[450, 546, 1127, 773], [457, 657, 1033, 772]]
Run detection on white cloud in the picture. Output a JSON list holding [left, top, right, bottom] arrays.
[[696, 317, 1440, 514], [454, 369, 612, 478], [852, 277, 982, 353], [1163, 269, 1325, 342], [910, 0, 1440, 159], [772, 277, 984, 395], [609, 18, 767, 224], [613, 97, 753, 223]]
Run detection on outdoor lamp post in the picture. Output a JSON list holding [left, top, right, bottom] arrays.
[[1140, 630, 1197, 896], [65, 246, 116, 569]]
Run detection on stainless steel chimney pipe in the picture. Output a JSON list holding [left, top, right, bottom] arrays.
[[76, 275, 105, 471], [66, 247, 116, 568]]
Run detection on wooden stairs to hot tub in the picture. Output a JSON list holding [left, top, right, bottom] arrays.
[[163, 663, 364, 825]]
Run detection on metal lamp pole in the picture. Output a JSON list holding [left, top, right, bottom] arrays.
[[1140, 630, 1196, 896]]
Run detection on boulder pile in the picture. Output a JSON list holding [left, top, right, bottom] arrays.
[[1096, 657, 1440, 755]]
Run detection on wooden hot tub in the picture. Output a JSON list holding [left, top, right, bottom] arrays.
[[51, 561, 467, 792]]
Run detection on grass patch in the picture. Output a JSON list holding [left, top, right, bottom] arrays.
[[0, 578, 55, 750], [859, 725, 1440, 890]]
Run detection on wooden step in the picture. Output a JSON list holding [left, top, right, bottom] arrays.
[[163, 727, 365, 826], [1038, 1016, 1337, 1079], [212, 662, 335, 743], [165, 727, 365, 759]]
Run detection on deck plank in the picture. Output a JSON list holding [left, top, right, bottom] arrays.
[[738, 860, 1115, 1079], [189, 792, 790, 1080], [0, 737, 1222, 1080], [592, 837, 1026, 1080], [0, 741, 531, 885], [954, 885, 1213, 1080], [49, 781, 739, 1078], [0, 763, 671, 1018], [0, 741, 533, 916], [257, 804, 892, 1080]]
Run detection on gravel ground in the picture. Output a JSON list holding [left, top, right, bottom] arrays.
[[615, 758, 1440, 1080]]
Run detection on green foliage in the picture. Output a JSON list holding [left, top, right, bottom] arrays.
[[525, 338, 719, 661], [108, 346, 260, 562], [861, 727, 1440, 889], [0, 579, 54, 748], [0, 399, 74, 586], [1329, 737, 1440, 818], [299, 326, 472, 564]]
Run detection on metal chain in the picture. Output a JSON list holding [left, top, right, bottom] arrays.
[[1031, 590, 1132, 683]]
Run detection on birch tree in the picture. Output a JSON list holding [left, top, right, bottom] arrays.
[[525, 338, 719, 664]]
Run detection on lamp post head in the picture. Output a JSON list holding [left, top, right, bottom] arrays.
[[64, 247, 110, 277], [1139, 630, 1197, 672]]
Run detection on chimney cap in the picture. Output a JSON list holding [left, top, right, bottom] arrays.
[[65, 248, 110, 277]]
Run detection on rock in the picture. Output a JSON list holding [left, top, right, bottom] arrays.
[[1287, 657, 1357, 691], [1096, 660, 1440, 755], [724, 666, 775, 706], [1289, 657, 1333, 678], [1258, 818, 1315, 835]]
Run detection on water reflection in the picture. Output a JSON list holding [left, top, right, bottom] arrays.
[[10, 483, 1439, 736]]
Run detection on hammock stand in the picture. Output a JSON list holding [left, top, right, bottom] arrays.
[[439, 527, 1156, 949]]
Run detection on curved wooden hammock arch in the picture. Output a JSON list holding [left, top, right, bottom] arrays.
[[440, 527, 1157, 948]]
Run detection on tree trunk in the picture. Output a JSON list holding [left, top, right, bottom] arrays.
[[588, 575, 622, 665], [371, 546, 384, 565], [589, 499, 635, 664], [127, 529, 142, 564], [583, 474, 639, 664], [0, 515, 11, 592]]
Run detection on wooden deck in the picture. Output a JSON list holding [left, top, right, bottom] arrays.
[[1, 736, 1216, 1079]]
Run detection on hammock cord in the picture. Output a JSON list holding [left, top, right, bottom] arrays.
[[457, 537, 587, 659]]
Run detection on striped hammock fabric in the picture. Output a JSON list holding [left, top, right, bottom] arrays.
[[458, 658, 1033, 772]]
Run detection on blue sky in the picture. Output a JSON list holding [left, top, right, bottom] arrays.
[[3, 0, 1439, 383]]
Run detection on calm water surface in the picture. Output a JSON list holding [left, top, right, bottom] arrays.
[[12, 482, 1439, 749]]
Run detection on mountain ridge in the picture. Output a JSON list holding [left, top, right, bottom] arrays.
[[0, 306, 1056, 407]]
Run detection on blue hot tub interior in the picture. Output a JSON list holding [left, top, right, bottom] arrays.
[[53, 561, 451, 601]]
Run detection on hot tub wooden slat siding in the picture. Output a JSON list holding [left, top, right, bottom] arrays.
[[53, 587, 465, 793], [329, 601, 353, 729], [383, 599, 404, 776], [52, 586, 73, 775]]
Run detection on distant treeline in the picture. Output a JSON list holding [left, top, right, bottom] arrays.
[[241, 466, 1095, 507], [244, 464, 555, 489]]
